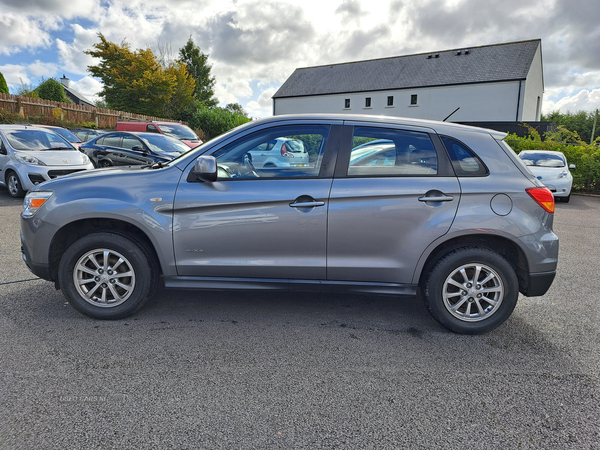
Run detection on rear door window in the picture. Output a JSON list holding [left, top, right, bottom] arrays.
[[347, 127, 438, 176]]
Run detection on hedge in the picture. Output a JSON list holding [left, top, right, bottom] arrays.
[[505, 126, 600, 193]]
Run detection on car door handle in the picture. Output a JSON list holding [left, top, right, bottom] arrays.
[[418, 195, 454, 202], [290, 201, 325, 208]]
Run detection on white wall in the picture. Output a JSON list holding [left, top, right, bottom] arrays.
[[274, 81, 526, 122], [521, 45, 544, 121]]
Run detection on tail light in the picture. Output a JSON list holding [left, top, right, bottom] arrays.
[[526, 187, 555, 213], [281, 143, 294, 158]]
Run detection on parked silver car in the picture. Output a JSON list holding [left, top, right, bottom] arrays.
[[247, 137, 310, 168], [0, 124, 94, 198], [20, 115, 559, 334]]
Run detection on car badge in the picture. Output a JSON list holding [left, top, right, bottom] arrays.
[[536, 176, 543, 180]]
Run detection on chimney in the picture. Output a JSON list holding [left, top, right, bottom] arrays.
[[60, 74, 70, 88]]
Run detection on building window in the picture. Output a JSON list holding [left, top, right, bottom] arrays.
[[365, 97, 371, 108], [387, 96, 394, 107], [410, 94, 418, 105], [344, 99, 351, 109]]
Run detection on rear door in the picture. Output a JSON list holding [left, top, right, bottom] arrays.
[[327, 123, 460, 284], [173, 122, 341, 280]]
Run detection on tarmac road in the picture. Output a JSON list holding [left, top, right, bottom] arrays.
[[0, 186, 598, 449]]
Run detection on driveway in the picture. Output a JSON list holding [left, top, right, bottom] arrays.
[[0, 187, 598, 449]]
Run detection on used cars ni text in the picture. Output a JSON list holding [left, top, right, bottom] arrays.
[[0, 124, 93, 198], [20, 115, 559, 334]]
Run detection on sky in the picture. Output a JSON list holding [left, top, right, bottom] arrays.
[[1, 0, 600, 118]]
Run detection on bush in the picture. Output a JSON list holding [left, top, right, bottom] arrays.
[[187, 107, 251, 140], [506, 125, 600, 193], [36, 78, 71, 103]]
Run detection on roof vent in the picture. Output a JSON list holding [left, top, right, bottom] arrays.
[[456, 51, 462, 56], [427, 55, 432, 59], [434, 54, 439, 58], [464, 49, 471, 55]]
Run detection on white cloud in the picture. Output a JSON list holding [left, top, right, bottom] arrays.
[[245, 87, 277, 118], [543, 88, 600, 114], [0, 13, 52, 54], [0, 64, 31, 89], [27, 60, 58, 77], [70, 76, 104, 103], [1, 0, 599, 116]]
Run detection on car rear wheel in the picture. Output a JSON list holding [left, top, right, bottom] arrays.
[[58, 232, 158, 319], [6, 171, 25, 198], [422, 247, 519, 334]]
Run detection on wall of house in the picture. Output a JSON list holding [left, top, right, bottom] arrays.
[[273, 81, 527, 122], [521, 45, 544, 121]]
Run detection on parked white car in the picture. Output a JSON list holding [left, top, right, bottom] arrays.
[[0, 125, 94, 198], [518, 150, 575, 202]]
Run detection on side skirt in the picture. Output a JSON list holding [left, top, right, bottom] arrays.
[[163, 276, 418, 296]]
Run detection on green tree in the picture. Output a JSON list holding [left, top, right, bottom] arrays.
[[188, 107, 251, 140], [542, 110, 598, 144], [0, 72, 8, 94], [86, 34, 195, 118], [36, 78, 70, 103], [179, 37, 218, 108]]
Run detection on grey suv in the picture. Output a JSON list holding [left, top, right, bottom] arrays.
[[20, 115, 559, 334]]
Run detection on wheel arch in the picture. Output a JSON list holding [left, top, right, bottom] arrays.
[[414, 233, 530, 295], [48, 218, 162, 287]]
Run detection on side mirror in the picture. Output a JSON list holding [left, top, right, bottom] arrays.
[[193, 155, 218, 182], [131, 145, 144, 152], [569, 164, 576, 170]]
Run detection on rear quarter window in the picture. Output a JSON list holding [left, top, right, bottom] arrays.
[[440, 136, 488, 177]]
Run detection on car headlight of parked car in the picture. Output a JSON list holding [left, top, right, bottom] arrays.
[[15, 152, 46, 166], [558, 170, 569, 179], [23, 191, 53, 218]]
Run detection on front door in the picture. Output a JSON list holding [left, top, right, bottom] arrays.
[[173, 123, 340, 280]]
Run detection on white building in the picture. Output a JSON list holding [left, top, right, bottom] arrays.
[[272, 39, 544, 123]]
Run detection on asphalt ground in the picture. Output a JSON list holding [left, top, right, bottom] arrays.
[[0, 187, 598, 449]]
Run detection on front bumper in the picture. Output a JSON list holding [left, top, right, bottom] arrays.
[[20, 232, 52, 280]]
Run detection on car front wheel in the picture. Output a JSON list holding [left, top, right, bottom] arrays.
[[58, 232, 157, 319], [422, 247, 519, 334], [6, 171, 25, 198]]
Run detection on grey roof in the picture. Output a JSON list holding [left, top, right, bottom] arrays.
[[62, 84, 95, 107], [273, 39, 541, 99]]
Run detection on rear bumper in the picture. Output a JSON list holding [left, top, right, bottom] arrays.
[[522, 271, 556, 297]]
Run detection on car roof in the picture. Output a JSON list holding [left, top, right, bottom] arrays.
[[0, 124, 60, 132], [248, 114, 508, 139], [519, 150, 564, 154], [98, 131, 174, 139]]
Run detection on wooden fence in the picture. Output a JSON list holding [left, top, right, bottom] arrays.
[[0, 93, 181, 128]]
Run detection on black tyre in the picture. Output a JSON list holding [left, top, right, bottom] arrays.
[[98, 159, 113, 168], [559, 194, 570, 203], [58, 232, 157, 319], [6, 171, 25, 198], [422, 247, 519, 334]]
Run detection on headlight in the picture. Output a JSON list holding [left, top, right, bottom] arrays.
[[23, 191, 53, 218], [558, 171, 568, 179], [81, 153, 91, 164], [15, 152, 46, 166]]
